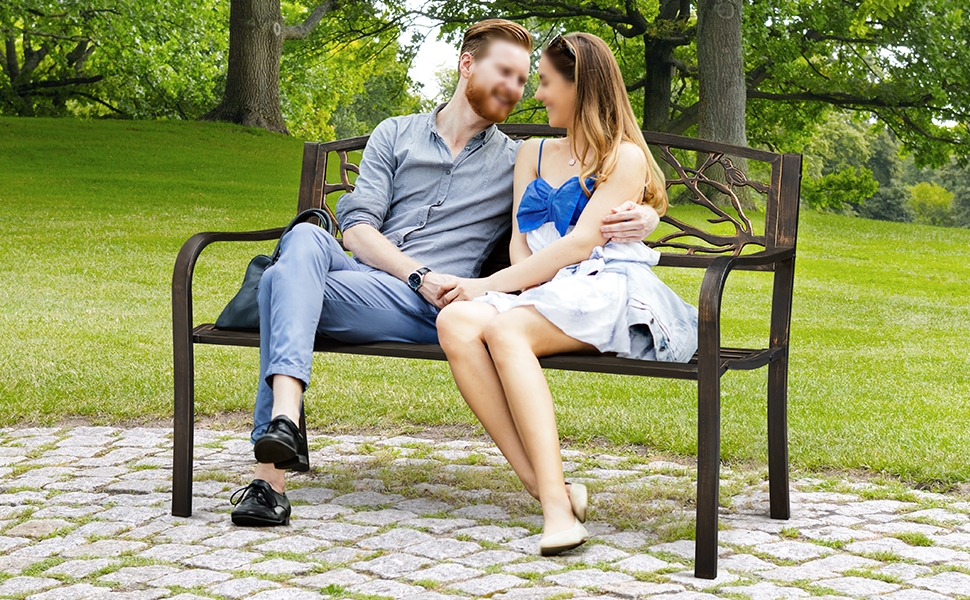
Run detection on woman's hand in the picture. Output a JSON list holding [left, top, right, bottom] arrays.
[[443, 277, 494, 304], [600, 200, 660, 243]]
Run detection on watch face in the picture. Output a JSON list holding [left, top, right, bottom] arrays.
[[408, 272, 421, 290]]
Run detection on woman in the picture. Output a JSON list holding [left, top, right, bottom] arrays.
[[436, 32, 698, 556]]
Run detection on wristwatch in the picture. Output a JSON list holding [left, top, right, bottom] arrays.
[[408, 267, 432, 292]]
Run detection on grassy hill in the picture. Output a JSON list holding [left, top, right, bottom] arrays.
[[1, 116, 969, 485]]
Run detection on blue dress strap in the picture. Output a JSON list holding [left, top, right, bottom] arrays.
[[537, 139, 545, 177]]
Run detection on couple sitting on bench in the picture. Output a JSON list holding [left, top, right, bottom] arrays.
[[230, 18, 698, 557]]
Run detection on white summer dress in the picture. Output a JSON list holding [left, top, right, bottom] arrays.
[[473, 140, 699, 363]]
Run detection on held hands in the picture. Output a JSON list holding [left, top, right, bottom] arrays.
[[442, 277, 493, 305], [600, 200, 660, 244], [418, 272, 460, 309]]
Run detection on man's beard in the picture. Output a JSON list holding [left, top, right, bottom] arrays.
[[465, 72, 516, 123]]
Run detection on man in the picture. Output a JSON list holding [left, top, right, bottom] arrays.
[[230, 19, 660, 526]]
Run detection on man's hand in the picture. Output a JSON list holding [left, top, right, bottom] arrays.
[[418, 272, 459, 309], [600, 200, 660, 243], [442, 277, 492, 305]]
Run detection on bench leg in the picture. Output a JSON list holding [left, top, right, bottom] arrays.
[[172, 325, 194, 517], [768, 354, 790, 520], [694, 367, 721, 579]]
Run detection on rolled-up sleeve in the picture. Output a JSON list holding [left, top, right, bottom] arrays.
[[336, 118, 398, 232]]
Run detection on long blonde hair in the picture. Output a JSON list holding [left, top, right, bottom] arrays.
[[545, 32, 668, 215]]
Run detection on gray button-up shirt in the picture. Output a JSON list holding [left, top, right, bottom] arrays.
[[336, 103, 522, 278]]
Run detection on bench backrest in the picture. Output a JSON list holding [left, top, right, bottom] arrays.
[[296, 123, 802, 273]]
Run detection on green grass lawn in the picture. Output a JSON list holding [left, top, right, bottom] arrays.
[[2, 116, 969, 485]]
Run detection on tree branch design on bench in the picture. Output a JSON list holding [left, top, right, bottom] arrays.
[[650, 147, 767, 256], [172, 123, 802, 580]]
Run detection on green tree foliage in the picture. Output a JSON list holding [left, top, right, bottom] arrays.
[[909, 181, 954, 227], [0, 0, 228, 118], [425, 0, 968, 167]]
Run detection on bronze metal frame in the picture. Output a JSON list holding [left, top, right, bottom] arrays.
[[172, 123, 802, 579]]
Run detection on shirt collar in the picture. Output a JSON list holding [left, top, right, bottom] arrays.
[[428, 101, 497, 146]]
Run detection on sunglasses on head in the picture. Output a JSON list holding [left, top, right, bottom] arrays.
[[549, 33, 576, 60]]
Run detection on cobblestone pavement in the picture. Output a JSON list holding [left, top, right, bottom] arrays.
[[2, 427, 970, 600]]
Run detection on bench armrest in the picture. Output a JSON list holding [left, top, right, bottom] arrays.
[[172, 228, 286, 336], [696, 248, 796, 370]]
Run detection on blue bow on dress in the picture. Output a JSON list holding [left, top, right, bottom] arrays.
[[516, 176, 596, 236]]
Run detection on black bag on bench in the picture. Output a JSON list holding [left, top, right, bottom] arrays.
[[215, 208, 337, 331]]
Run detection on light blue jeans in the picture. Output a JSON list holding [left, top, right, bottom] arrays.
[[252, 222, 439, 440]]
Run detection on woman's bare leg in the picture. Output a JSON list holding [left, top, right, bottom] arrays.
[[482, 306, 596, 538], [438, 302, 543, 498]]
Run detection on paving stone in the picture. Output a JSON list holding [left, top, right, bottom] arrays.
[[563, 543, 630, 563], [0, 535, 32, 552], [349, 579, 429, 599], [449, 573, 528, 595], [879, 591, 952, 600], [351, 552, 432, 577], [290, 504, 353, 520], [201, 529, 278, 548], [454, 524, 530, 542], [44, 558, 118, 578], [6, 519, 75, 538], [404, 562, 484, 583], [292, 568, 371, 588], [331, 490, 404, 507], [715, 553, 775, 572], [399, 517, 477, 533], [649, 540, 728, 560], [599, 531, 652, 549], [818, 575, 900, 595], [147, 568, 231, 587], [253, 534, 329, 553], [800, 554, 880, 573], [725, 582, 810, 599], [284, 486, 337, 503], [0, 576, 60, 596], [614, 553, 669, 574], [545, 568, 635, 587], [182, 548, 261, 570], [451, 504, 510, 520], [495, 587, 595, 599], [136, 543, 207, 561], [60, 539, 147, 558], [913, 571, 970, 595], [246, 557, 316, 575], [396, 498, 454, 515], [346, 508, 416, 526], [760, 565, 839, 582], [247, 590, 325, 600], [717, 529, 778, 546], [26, 582, 111, 599], [99, 565, 182, 585], [356, 526, 435, 550], [310, 546, 369, 564], [601, 581, 686, 597], [304, 521, 377, 541], [456, 550, 527, 567], [874, 562, 933, 580], [757, 540, 834, 561], [408, 537, 481, 559]]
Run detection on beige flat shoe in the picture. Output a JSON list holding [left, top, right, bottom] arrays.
[[539, 518, 589, 556], [567, 482, 588, 523]]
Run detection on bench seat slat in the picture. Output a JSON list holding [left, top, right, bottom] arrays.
[[191, 324, 781, 379]]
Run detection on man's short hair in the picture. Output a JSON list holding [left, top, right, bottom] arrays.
[[459, 19, 534, 61]]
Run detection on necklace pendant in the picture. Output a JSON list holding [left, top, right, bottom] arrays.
[[568, 158, 576, 166]]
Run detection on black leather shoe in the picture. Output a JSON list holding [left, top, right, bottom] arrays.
[[230, 479, 290, 526], [253, 415, 307, 471]]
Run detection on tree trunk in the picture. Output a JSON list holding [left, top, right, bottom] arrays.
[[202, 0, 288, 133], [642, 35, 674, 133], [696, 0, 752, 208]]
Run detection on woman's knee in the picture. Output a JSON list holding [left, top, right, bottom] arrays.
[[437, 302, 488, 353], [482, 312, 530, 353]]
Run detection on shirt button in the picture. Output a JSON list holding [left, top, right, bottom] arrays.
[[445, 169, 451, 174]]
